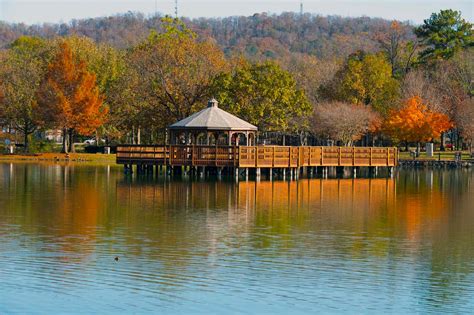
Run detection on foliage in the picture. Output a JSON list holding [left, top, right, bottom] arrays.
[[54, 36, 125, 142], [384, 96, 452, 143], [415, 9, 473, 63], [0, 36, 50, 151], [323, 51, 399, 115], [129, 17, 228, 130], [35, 42, 107, 153], [54, 36, 124, 96], [374, 21, 418, 76], [311, 102, 381, 146], [106, 58, 152, 144], [212, 60, 311, 132], [281, 54, 340, 104]]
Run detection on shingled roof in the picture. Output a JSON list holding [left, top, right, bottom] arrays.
[[168, 99, 258, 131]]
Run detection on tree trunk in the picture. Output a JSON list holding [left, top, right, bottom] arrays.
[[61, 128, 69, 153], [416, 142, 421, 157], [137, 127, 141, 145], [405, 141, 409, 152], [68, 129, 76, 153], [23, 130, 29, 153], [440, 132, 445, 151]]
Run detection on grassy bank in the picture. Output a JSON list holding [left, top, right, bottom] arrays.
[[398, 151, 472, 161], [0, 153, 117, 165]]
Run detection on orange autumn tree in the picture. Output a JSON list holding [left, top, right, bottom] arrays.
[[384, 96, 452, 151], [36, 42, 107, 153]]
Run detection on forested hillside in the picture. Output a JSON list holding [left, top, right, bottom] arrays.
[[0, 12, 412, 59]]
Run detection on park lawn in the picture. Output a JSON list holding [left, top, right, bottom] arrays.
[[0, 152, 117, 165]]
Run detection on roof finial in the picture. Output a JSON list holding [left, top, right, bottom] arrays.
[[208, 98, 218, 108]]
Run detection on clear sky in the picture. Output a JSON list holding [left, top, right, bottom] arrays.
[[0, 0, 472, 25]]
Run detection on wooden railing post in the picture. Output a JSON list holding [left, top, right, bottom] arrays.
[[338, 147, 341, 166], [298, 147, 302, 167], [169, 145, 172, 165], [369, 147, 372, 166], [273, 146, 275, 167], [353, 147, 355, 166], [254, 146, 257, 167], [395, 147, 398, 166], [321, 147, 324, 166]]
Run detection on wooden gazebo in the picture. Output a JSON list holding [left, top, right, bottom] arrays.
[[168, 99, 258, 146], [117, 99, 398, 179]]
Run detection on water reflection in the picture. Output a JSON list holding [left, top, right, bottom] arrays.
[[0, 163, 472, 313]]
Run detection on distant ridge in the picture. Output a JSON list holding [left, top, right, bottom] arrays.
[[0, 12, 412, 60]]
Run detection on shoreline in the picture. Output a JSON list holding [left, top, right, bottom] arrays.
[[1, 154, 472, 168], [397, 159, 472, 168], [0, 153, 117, 165]]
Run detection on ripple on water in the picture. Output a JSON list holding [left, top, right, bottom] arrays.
[[0, 165, 473, 313]]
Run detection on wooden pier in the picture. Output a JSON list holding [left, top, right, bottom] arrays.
[[116, 145, 397, 178]]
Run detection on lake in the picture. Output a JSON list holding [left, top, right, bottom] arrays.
[[0, 163, 473, 314]]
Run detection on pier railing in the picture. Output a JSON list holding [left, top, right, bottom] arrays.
[[117, 145, 398, 168]]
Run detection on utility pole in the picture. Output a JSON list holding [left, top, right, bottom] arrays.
[[300, 1, 303, 16], [175, 0, 178, 18]]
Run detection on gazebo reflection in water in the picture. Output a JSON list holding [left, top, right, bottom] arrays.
[[117, 99, 398, 180]]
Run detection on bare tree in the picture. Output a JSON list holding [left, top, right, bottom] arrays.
[[311, 101, 380, 146], [456, 99, 474, 152], [401, 69, 443, 112]]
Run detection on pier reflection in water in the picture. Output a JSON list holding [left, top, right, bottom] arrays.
[[0, 163, 472, 313]]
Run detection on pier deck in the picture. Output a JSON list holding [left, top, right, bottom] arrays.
[[116, 145, 398, 168]]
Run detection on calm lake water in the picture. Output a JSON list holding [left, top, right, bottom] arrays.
[[0, 163, 473, 314]]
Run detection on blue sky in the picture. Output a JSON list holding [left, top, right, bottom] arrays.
[[1, 0, 472, 25]]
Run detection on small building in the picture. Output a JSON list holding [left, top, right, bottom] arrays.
[[168, 99, 258, 146]]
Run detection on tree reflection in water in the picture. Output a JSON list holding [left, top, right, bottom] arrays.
[[0, 163, 472, 313]]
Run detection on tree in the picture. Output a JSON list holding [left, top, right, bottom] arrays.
[[401, 69, 444, 112], [415, 9, 473, 63], [281, 53, 340, 104], [130, 17, 228, 135], [51, 36, 124, 143], [106, 58, 153, 144], [384, 96, 452, 152], [323, 51, 400, 115], [374, 21, 418, 76], [0, 36, 50, 152], [456, 99, 474, 152], [311, 102, 381, 146], [212, 60, 312, 133], [35, 42, 107, 153]]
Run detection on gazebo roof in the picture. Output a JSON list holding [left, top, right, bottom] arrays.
[[168, 99, 258, 131]]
